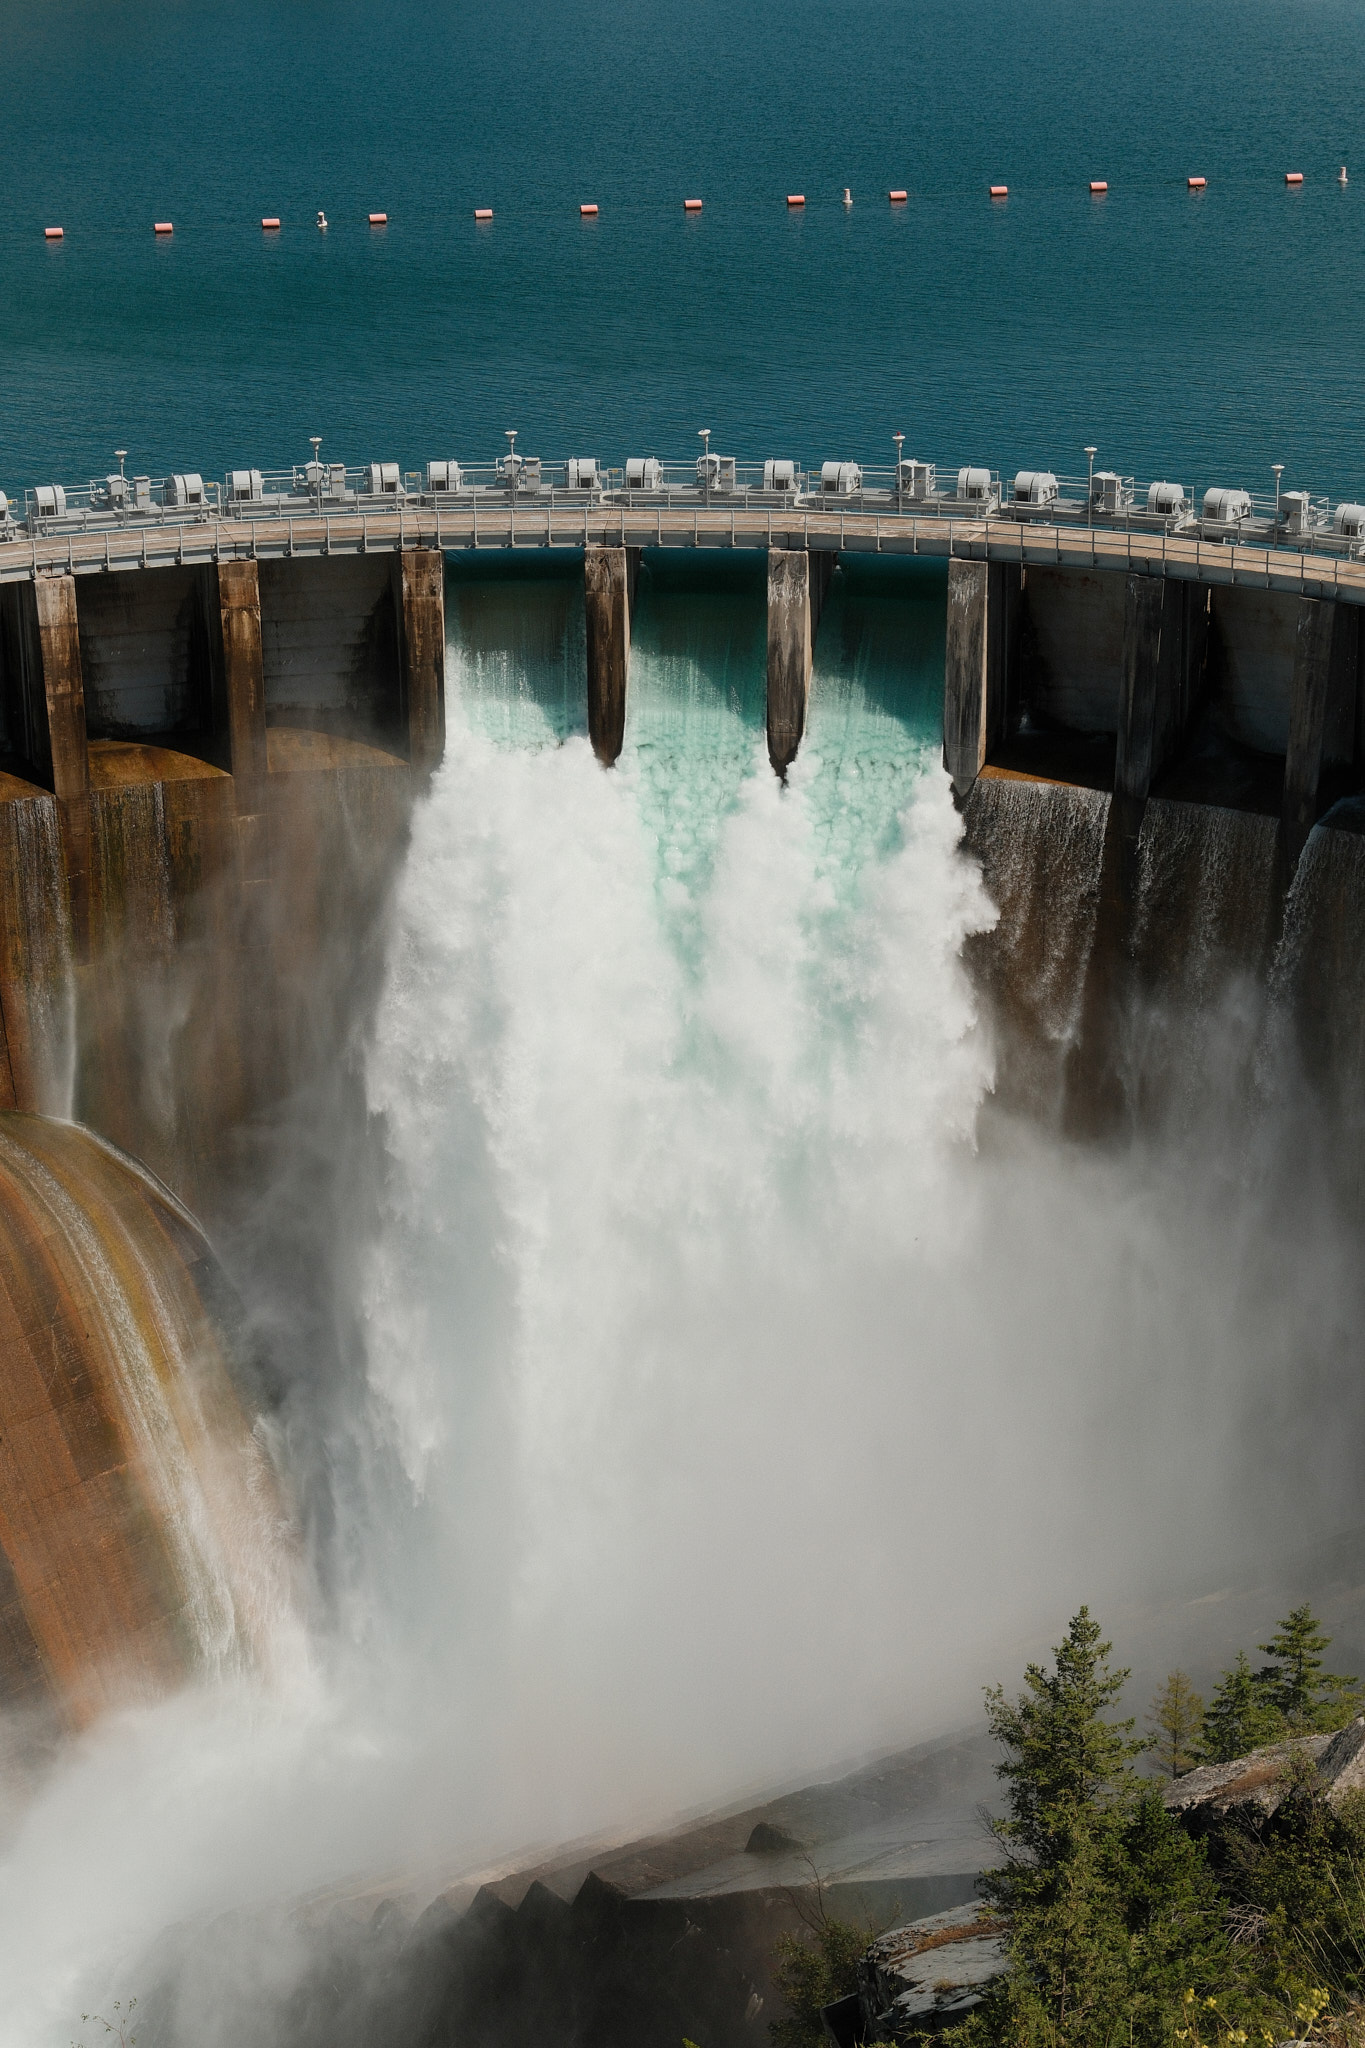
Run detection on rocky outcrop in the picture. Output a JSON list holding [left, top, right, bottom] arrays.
[[857, 1904, 1007, 2041], [1161, 1718, 1365, 1826]]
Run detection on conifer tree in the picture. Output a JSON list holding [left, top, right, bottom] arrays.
[[1257, 1604, 1359, 1732], [1198, 1651, 1284, 1764], [1146, 1670, 1204, 1778], [976, 1610, 1241, 2045]]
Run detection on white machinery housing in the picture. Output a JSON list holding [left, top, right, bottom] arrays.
[[697, 452, 737, 491], [898, 460, 935, 500], [1203, 486, 1251, 523], [821, 461, 862, 495], [625, 457, 663, 490], [565, 459, 599, 489], [1013, 470, 1058, 506], [1147, 481, 1189, 515], [365, 462, 402, 495], [164, 473, 205, 508], [1334, 503, 1365, 537], [228, 469, 264, 502], [1281, 491, 1316, 536], [763, 459, 797, 491], [1091, 471, 1134, 514], [956, 467, 993, 501], [33, 485, 67, 517], [427, 461, 463, 492]]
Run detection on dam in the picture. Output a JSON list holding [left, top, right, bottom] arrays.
[[0, 438, 1364, 2042], [0, 449, 1359, 1156]]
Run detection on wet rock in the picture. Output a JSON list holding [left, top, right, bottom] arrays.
[[744, 1822, 804, 1856], [1161, 1717, 1365, 1826], [858, 1903, 1006, 2040]]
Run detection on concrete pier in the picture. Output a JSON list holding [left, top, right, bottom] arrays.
[[33, 576, 91, 953], [1113, 577, 1210, 811], [216, 558, 269, 885], [943, 560, 1018, 795], [766, 546, 832, 777], [584, 545, 637, 765], [395, 549, 446, 774], [218, 559, 268, 803], [1283, 598, 1360, 871]]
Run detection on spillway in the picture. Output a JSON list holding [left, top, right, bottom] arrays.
[[0, 1112, 290, 1730]]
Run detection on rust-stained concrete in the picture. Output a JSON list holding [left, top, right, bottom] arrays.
[[0, 1112, 289, 1726]]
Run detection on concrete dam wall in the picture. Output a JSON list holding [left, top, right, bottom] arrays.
[[0, 536, 1360, 1724]]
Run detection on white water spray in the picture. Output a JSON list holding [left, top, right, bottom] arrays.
[[0, 561, 1359, 2047]]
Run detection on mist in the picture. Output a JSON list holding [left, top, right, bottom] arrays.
[[0, 572, 1360, 2048]]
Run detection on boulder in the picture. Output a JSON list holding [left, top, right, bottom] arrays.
[[1161, 1718, 1365, 1826], [857, 1904, 1006, 2041]]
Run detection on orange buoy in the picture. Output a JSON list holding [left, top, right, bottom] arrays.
[[787, 193, 805, 206], [580, 202, 599, 216], [474, 208, 493, 220], [1089, 180, 1108, 194], [889, 188, 908, 203], [1188, 176, 1206, 190], [261, 217, 280, 230], [684, 198, 702, 211], [1285, 171, 1304, 185], [989, 184, 1008, 199], [153, 221, 173, 234], [44, 226, 63, 240], [369, 212, 387, 225]]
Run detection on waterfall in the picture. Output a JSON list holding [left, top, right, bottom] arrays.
[[0, 566, 1363, 2048]]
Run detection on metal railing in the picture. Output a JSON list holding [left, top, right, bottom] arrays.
[[4, 447, 1365, 563]]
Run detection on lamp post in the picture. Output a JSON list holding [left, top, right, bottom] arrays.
[[1272, 462, 1284, 529], [1085, 445, 1097, 529], [894, 431, 904, 508], [310, 436, 322, 503], [505, 428, 518, 490], [699, 427, 711, 504]]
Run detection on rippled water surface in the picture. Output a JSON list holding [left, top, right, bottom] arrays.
[[1, 0, 1364, 492]]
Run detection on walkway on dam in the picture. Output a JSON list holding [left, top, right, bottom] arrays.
[[5, 503, 1365, 606]]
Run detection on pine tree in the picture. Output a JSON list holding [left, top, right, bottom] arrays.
[[978, 1609, 1143, 2041], [974, 1610, 1251, 2046], [1257, 1604, 1359, 1732], [1198, 1652, 1284, 1764], [1146, 1670, 1205, 1778]]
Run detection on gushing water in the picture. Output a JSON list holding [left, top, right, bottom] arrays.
[[0, 558, 1362, 2048]]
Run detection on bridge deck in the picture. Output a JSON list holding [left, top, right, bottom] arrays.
[[4, 503, 1365, 603]]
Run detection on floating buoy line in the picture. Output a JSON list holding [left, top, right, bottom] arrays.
[[33, 170, 1355, 242]]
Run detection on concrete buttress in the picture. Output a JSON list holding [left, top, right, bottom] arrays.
[[1284, 596, 1356, 875], [584, 545, 636, 765], [767, 546, 833, 777], [33, 575, 90, 955], [394, 549, 446, 774]]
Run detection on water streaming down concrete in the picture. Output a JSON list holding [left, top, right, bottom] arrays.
[[0, 1112, 291, 1730]]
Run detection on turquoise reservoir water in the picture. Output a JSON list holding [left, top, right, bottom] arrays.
[[2, 0, 1365, 493]]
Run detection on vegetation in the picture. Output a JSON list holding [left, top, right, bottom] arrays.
[[1148, 1670, 1206, 1779], [1142, 1608, 1363, 1777], [1197, 1652, 1287, 1766], [72, 2001, 137, 2048], [768, 1604, 1365, 2047], [769, 1874, 879, 2048]]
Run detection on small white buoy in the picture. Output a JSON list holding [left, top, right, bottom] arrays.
[[843, 187, 852, 207], [317, 209, 328, 229], [1340, 166, 1349, 185]]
